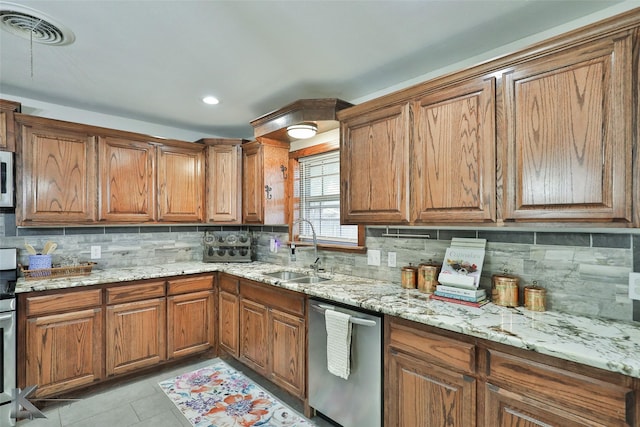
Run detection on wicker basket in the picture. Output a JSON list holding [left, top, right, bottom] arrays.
[[20, 262, 97, 281]]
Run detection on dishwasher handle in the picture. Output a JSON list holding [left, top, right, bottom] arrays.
[[312, 303, 378, 327]]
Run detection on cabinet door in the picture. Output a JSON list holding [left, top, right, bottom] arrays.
[[106, 298, 166, 376], [269, 309, 305, 398], [239, 298, 268, 375], [340, 103, 410, 224], [167, 290, 214, 359], [26, 308, 103, 397], [157, 144, 204, 222], [0, 99, 20, 151], [206, 143, 242, 223], [502, 34, 633, 222], [484, 383, 610, 427], [17, 117, 97, 224], [219, 290, 239, 356], [242, 142, 264, 223], [412, 78, 495, 223], [386, 349, 476, 427], [99, 136, 156, 222]]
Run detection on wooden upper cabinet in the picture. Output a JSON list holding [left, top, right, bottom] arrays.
[[201, 139, 243, 223], [412, 77, 496, 223], [16, 115, 97, 225], [340, 103, 411, 224], [242, 138, 289, 224], [0, 99, 20, 152], [157, 142, 205, 222], [501, 32, 634, 223], [98, 136, 156, 222]]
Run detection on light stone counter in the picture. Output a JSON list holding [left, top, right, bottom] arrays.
[[15, 261, 640, 379]]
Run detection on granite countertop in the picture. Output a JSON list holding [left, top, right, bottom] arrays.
[[15, 261, 640, 379]]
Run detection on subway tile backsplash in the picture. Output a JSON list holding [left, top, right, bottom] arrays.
[[0, 212, 637, 323]]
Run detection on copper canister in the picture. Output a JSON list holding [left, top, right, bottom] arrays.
[[492, 273, 519, 307], [524, 285, 546, 311], [401, 264, 418, 289], [417, 261, 440, 293]]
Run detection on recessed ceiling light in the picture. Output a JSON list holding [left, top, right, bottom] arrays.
[[202, 96, 219, 105]]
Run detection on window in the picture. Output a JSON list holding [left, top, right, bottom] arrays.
[[288, 141, 364, 252], [297, 151, 358, 245]]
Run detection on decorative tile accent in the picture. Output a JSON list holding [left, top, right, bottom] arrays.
[[536, 232, 590, 247], [438, 230, 477, 240], [105, 226, 140, 234], [478, 230, 534, 244], [140, 226, 171, 233], [592, 233, 631, 249], [17, 227, 65, 236], [66, 227, 105, 235]]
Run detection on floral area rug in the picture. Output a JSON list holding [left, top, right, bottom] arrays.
[[159, 360, 315, 427]]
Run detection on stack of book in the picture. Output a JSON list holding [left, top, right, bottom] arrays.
[[429, 238, 489, 308], [430, 284, 489, 307]]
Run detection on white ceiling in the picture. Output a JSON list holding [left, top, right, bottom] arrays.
[[0, 0, 635, 140]]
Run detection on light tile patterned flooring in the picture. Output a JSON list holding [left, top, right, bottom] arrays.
[[16, 357, 337, 427]]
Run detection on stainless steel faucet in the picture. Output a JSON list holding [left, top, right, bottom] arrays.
[[291, 218, 320, 272]]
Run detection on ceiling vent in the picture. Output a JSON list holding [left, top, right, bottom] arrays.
[[0, 3, 74, 46]]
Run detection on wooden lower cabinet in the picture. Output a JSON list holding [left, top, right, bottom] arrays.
[[218, 273, 240, 357], [387, 349, 476, 426], [239, 298, 269, 374], [269, 309, 305, 398], [386, 317, 639, 427], [19, 274, 216, 399], [106, 298, 166, 376], [233, 277, 306, 399], [166, 274, 215, 359], [26, 307, 103, 398]]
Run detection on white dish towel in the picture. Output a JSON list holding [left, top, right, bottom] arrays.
[[325, 309, 353, 380]]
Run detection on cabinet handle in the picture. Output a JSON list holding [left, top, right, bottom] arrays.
[[264, 185, 273, 200]]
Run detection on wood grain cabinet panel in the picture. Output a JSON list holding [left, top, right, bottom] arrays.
[[340, 103, 410, 224], [99, 136, 156, 222], [167, 290, 215, 359], [501, 33, 634, 222], [26, 308, 103, 397], [242, 139, 289, 224], [387, 348, 476, 427], [202, 139, 243, 223], [269, 309, 305, 399], [239, 298, 269, 375], [16, 115, 97, 225], [157, 143, 205, 222], [106, 298, 166, 376], [0, 99, 20, 151], [412, 77, 496, 223], [218, 274, 240, 357]]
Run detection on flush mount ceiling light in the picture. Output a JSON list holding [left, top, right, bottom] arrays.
[[0, 3, 75, 45], [202, 96, 219, 105], [287, 123, 317, 139]]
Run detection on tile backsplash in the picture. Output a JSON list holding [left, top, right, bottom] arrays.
[[1, 212, 638, 323]]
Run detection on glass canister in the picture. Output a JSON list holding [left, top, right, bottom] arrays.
[[401, 264, 418, 289], [491, 273, 519, 307], [524, 284, 546, 311], [417, 260, 440, 293]]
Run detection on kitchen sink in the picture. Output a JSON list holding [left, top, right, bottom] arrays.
[[290, 276, 330, 284], [263, 270, 309, 281]]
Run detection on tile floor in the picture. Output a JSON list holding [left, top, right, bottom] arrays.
[[16, 357, 338, 427]]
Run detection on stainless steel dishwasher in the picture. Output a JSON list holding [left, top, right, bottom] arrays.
[[308, 298, 382, 427]]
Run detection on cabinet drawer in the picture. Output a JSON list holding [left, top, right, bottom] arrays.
[[26, 289, 102, 316], [486, 349, 633, 424], [388, 319, 475, 374], [219, 274, 239, 294], [106, 281, 166, 304], [240, 279, 305, 316], [167, 275, 214, 295]]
